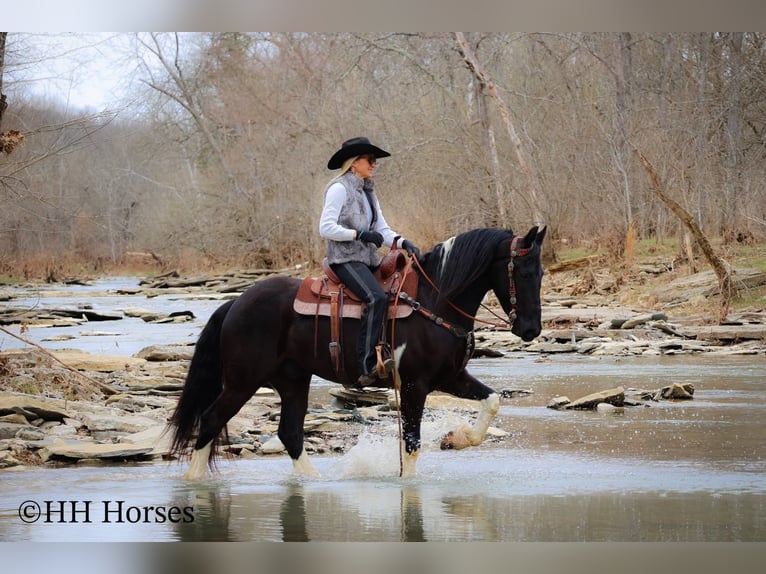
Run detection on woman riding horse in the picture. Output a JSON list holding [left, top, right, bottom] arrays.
[[319, 136, 420, 388]]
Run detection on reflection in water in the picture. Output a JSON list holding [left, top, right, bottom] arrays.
[[172, 483, 233, 542], [281, 486, 310, 542], [156, 469, 765, 542], [1, 451, 764, 542], [401, 487, 426, 541]]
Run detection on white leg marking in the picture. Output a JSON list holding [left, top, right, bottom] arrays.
[[183, 441, 212, 480], [441, 393, 501, 450], [470, 393, 500, 445], [292, 449, 321, 477], [400, 445, 419, 478]]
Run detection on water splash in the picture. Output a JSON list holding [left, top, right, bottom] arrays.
[[328, 410, 472, 479]]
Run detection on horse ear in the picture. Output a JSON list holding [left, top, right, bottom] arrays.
[[522, 226, 538, 248], [535, 225, 547, 246]]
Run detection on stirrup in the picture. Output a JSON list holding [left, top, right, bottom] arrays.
[[375, 344, 395, 377]]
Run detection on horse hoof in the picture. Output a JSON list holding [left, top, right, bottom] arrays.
[[441, 423, 476, 450]]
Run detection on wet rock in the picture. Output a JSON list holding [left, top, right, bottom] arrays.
[[614, 312, 668, 329], [118, 424, 173, 456], [0, 413, 29, 425], [80, 412, 161, 435], [15, 427, 46, 441], [0, 450, 23, 468], [0, 394, 71, 421], [565, 386, 625, 410], [678, 324, 766, 342], [525, 341, 578, 353], [39, 439, 154, 462], [472, 346, 504, 358], [261, 436, 285, 454], [329, 387, 390, 408], [499, 388, 533, 399], [135, 345, 194, 361], [547, 396, 571, 410], [596, 403, 624, 414], [662, 382, 694, 400], [49, 349, 146, 372], [48, 424, 78, 438], [0, 423, 39, 440], [120, 307, 161, 320], [638, 382, 695, 401]]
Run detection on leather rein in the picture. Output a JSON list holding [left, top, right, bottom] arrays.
[[401, 234, 530, 334]]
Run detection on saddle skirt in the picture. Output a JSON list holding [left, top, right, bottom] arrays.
[[293, 249, 417, 320]]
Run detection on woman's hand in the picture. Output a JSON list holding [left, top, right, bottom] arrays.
[[401, 239, 421, 260], [358, 230, 384, 247]]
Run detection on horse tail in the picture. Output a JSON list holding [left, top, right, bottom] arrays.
[[168, 299, 234, 460]]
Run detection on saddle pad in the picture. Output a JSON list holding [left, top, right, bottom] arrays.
[[293, 276, 414, 320]]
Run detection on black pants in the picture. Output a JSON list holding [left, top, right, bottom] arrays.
[[330, 261, 387, 376]]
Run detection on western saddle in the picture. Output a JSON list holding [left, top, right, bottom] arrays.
[[293, 247, 418, 382]]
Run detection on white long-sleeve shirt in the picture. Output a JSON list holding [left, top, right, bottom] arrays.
[[319, 180, 402, 247]]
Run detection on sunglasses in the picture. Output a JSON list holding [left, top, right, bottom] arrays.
[[360, 155, 377, 165]]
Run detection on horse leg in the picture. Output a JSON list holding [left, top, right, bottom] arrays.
[[271, 361, 320, 478], [184, 381, 256, 480], [439, 371, 499, 450], [399, 381, 428, 478]]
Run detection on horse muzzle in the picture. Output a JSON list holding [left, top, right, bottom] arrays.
[[512, 321, 541, 342]]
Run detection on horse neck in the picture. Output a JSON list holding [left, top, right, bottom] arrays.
[[416, 258, 491, 330]]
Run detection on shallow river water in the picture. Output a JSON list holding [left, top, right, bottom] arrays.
[[0, 278, 765, 542]]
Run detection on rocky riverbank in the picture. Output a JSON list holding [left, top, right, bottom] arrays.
[[1, 264, 765, 471]]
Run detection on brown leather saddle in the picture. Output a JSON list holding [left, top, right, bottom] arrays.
[[293, 248, 418, 383], [293, 248, 417, 321]]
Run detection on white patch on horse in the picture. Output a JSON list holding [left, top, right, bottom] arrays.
[[473, 393, 500, 443], [183, 441, 212, 480], [401, 445, 420, 478], [393, 342, 407, 367], [439, 236, 456, 279], [293, 449, 321, 477]]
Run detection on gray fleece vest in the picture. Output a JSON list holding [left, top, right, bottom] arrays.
[[324, 171, 381, 267]]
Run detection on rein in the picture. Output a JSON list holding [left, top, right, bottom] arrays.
[[408, 235, 530, 331]]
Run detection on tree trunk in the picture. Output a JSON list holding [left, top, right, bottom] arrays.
[[468, 60, 507, 223], [0, 32, 7, 130], [722, 32, 743, 234], [454, 32, 546, 227], [614, 33, 634, 226], [695, 33, 710, 230], [635, 149, 736, 319]]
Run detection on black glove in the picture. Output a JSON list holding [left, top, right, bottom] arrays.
[[358, 230, 383, 248], [401, 239, 421, 260]]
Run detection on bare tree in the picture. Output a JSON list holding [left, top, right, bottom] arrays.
[[636, 149, 736, 317], [454, 32, 546, 227]]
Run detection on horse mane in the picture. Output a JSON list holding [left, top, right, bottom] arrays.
[[422, 227, 513, 305]]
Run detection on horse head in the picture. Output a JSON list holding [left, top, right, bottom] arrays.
[[492, 226, 546, 342]]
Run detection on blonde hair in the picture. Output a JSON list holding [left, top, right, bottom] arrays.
[[329, 155, 359, 184]]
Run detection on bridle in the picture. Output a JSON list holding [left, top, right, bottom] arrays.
[[407, 234, 532, 332], [506, 235, 532, 328]]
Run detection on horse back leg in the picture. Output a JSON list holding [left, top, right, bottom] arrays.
[[184, 378, 260, 480], [438, 370, 499, 450]]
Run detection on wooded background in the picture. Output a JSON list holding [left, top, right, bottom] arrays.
[[1, 32, 764, 272]]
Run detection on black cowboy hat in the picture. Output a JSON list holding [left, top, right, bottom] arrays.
[[327, 136, 391, 170]]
